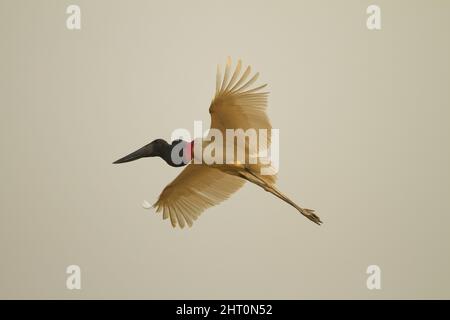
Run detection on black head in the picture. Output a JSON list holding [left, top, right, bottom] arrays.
[[113, 138, 191, 167]]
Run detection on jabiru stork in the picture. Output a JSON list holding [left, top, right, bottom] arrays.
[[113, 58, 322, 228]]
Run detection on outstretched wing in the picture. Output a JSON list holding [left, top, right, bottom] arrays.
[[209, 57, 271, 139], [153, 164, 245, 228]]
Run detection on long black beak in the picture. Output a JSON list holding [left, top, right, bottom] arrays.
[[113, 142, 155, 164]]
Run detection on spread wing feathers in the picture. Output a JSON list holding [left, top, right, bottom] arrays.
[[153, 164, 245, 228], [210, 57, 272, 143]]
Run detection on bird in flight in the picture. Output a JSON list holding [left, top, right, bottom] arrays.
[[113, 58, 322, 228]]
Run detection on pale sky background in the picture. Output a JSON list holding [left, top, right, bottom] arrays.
[[0, 0, 449, 299]]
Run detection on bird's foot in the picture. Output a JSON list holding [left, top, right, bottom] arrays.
[[300, 208, 323, 225]]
